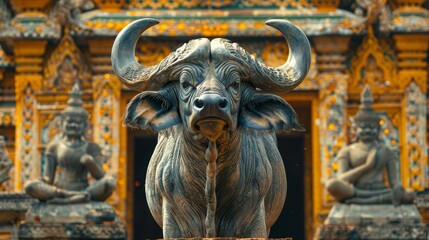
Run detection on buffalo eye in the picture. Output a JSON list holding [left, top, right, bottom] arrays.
[[181, 81, 192, 90], [230, 81, 240, 90]]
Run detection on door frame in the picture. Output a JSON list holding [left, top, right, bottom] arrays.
[[123, 90, 320, 239]]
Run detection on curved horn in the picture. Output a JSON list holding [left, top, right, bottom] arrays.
[[250, 20, 311, 93], [111, 18, 161, 91]]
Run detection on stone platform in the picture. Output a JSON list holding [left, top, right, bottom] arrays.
[[317, 204, 426, 239], [0, 193, 35, 239], [18, 201, 126, 239], [0, 193, 34, 224]]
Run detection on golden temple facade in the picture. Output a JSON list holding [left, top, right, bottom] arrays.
[[0, 0, 428, 239]]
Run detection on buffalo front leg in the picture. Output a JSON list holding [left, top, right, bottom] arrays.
[[162, 202, 184, 238]]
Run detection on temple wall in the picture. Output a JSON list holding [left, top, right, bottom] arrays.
[[0, 0, 428, 238]]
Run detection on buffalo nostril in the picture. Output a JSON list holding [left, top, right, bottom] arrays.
[[219, 98, 228, 109], [194, 98, 204, 109]]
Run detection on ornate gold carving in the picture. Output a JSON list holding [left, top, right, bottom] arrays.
[[14, 79, 41, 190], [9, 0, 51, 14], [390, 0, 426, 11], [402, 82, 427, 191], [14, 41, 47, 74], [312, 36, 350, 73], [93, 74, 123, 219], [44, 34, 88, 91], [394, 34, 428, 93], [137, 42, 172, 66], [0, 109, 15, 127], [130, 0, 180, 9], [14, 39, 46, 191], [93, 0, 125, 11], [242, 0, 311, 8], [313, 0, 339, 11], [318, 73, 348, 207], [261, 42, 289, 67], [350, 28, 397, 95]]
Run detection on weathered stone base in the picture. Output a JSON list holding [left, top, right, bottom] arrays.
[[0, 193, 34, 225], [317, 204, 425, 239], [0, 225, 17, 240], [415, 192, 429, 224], [18, 222, 127, 239], [317, 222, 427, 239], [18, 201, 126, 240]]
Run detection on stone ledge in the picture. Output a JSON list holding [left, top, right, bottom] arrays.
[[19, 201, 127, 239], [0, 193, 35, 225], [25, 201, 117, 224], [316, 204, 425, 239], [18, 222, 127, 240], [325, 204, 422, 225], [317, 223, 427, 239]]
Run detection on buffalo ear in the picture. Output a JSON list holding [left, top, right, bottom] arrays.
[[239, 93, 303, 131], [124, 91, 181, 131]]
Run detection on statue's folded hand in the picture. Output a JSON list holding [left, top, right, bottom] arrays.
[[365, 147, 377, 168], [80, 154, 93, 166]]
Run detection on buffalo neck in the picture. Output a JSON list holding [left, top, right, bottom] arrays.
[[181, 128, 242, 169]]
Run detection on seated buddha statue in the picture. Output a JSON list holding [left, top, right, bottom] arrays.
[[24, 83, 116, 204], [326, 85, 415, 206]]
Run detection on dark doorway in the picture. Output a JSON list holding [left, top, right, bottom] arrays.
[[133, 136, 163, 240], [270, 135, 305, 239]]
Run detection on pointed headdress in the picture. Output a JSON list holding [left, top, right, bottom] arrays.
[[61, 83, 88, 118], [353, 85, 380, 123]]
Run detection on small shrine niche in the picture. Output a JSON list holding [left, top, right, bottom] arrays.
[[43, 34, 89, 92], [349, 29, 398, 98], [362, 55, 385, 86]]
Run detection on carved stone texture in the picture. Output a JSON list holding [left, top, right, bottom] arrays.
[[19, 222, 126, 240], [414, 193, 429, 224], [325, 85, 416, 206], [25, 201, 117, 224], [111, 18, 311, 238], [317, 204, 426, 239], [19, 201, 126, 239], [0, 193, 35, 225], [24, 83, 116, 204], [0, 136, 13, 185]]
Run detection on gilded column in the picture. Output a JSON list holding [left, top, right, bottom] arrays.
[[394, 35, 429, 191], [313, 36, 350, 222], [89, 39, 126, 220], [14, 40, 47, 190]]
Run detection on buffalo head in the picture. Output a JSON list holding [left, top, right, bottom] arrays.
[[112, 18, 311, 141]]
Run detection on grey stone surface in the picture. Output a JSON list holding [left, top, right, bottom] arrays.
[[24, 83, 116, 204], [318, 223, 428, 240], [0, 193, 34, 225], [18, 222, 126, 240], [317, 203, 425, 239], [25, 201, 117, 224], [18, 201, 126, 239], [326, 204, 422, 225], [325, 86, 416, 206]]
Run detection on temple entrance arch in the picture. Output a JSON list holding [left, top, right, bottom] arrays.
[[125, 90, 319, 239]]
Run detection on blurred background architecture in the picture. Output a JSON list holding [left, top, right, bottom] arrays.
[[0, 0, 428, 239]]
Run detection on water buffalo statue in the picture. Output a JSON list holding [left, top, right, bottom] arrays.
[[111, 18, 311, 238]]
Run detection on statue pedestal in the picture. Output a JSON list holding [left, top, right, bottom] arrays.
[[317, 203, 426, 239], [0, 193, 34, 239], [18, 201, 126, 239]]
